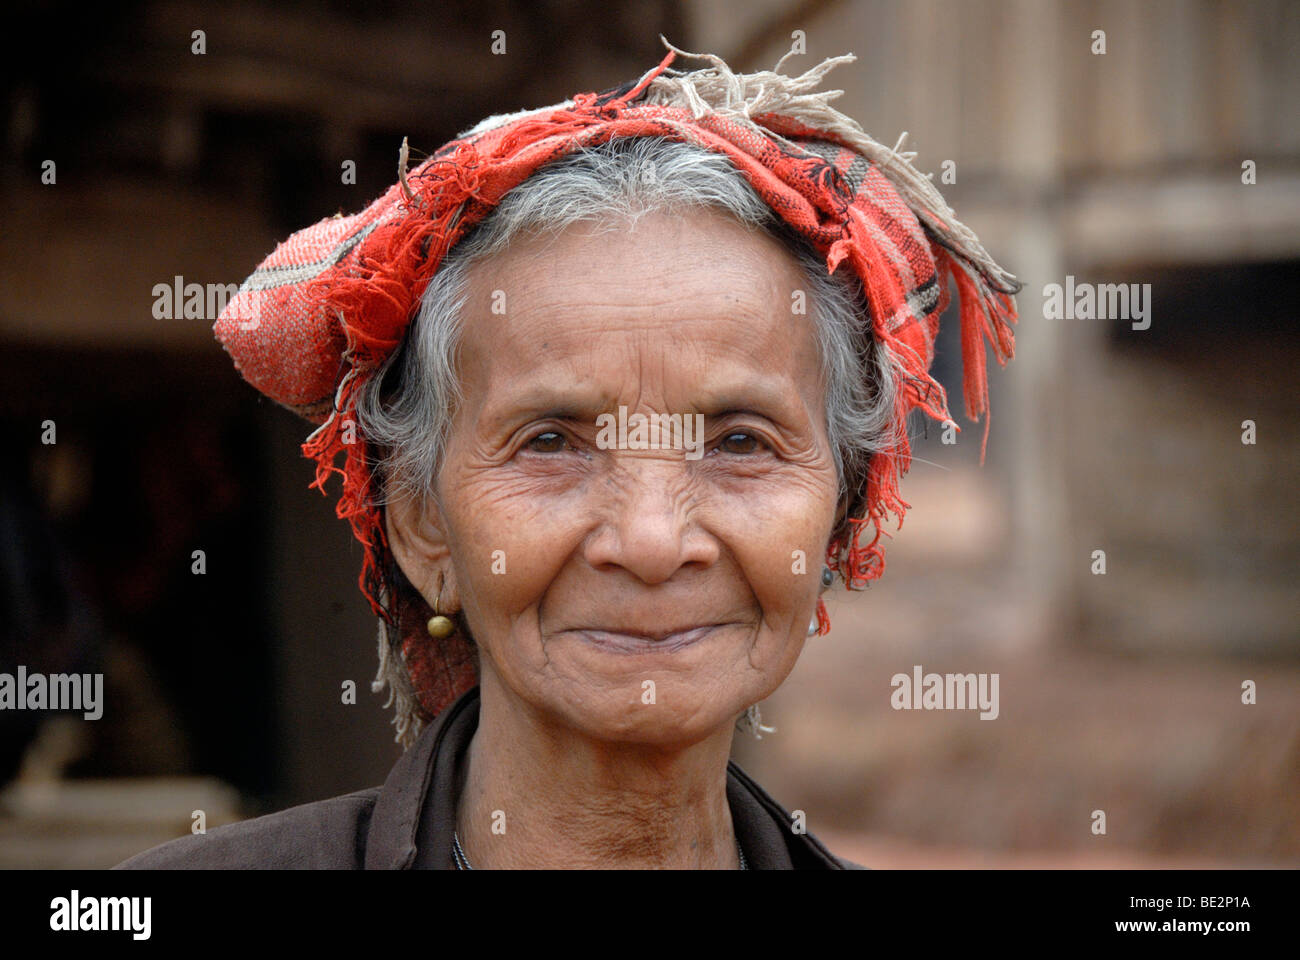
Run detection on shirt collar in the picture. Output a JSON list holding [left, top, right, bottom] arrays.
[[363, 685, 477, 869]]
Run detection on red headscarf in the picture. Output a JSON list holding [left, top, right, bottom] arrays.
[[214, 47, 1019, 725]]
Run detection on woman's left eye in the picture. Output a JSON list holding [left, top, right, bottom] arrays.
[[715, 431, 764, 455]]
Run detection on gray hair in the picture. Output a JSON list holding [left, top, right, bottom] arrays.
[[355, 135, 897, 572]]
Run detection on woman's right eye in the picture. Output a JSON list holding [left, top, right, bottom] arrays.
[[525, 431, 568, 453]]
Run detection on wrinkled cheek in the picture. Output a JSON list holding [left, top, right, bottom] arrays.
[[738, 495, 835, 629], [444, 485, 575, 669], [750, 615, 813, 676], [446, 471, 534, 565]]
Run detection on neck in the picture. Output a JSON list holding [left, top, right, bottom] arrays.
[[455, 671, 741, 869]]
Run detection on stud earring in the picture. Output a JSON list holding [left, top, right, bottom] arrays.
[[821, 565, 834, 589], [426, 572, 455, 639]]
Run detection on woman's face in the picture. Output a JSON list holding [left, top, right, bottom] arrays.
[[395, 208, 841, 746]]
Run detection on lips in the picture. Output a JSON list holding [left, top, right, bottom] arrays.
[[570, 624, 728, 654]]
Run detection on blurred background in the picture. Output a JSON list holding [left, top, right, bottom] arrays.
[[0, 0, 1296, 867]]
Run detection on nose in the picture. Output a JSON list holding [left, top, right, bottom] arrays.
[[582, 456, 719, 585]]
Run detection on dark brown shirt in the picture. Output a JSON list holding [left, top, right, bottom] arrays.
[[115, 686, 860, 869]]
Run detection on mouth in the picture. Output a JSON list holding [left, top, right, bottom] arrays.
[[568, 623, 733, 654]]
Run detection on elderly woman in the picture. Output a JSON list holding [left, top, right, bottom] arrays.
[[117, 43, 1018, 870]]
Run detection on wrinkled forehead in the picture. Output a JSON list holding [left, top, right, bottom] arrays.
[[452, 209, 826, 419]]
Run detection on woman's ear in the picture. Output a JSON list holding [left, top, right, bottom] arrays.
[[833, 493, 849, 527], [824, 492, 851, 565], [384, 489, 460, 613], [830, 490, 852, 536]]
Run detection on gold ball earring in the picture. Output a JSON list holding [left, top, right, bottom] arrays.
[[426, 572, 455, 639], [426, 609, 455, 639]]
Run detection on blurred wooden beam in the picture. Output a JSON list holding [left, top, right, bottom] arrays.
[[727, 0, 848, 71]]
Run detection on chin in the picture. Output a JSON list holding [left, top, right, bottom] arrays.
[[489, 625, 800, 745], [533, 665, 779, 748], [548, 692, 748, 748]]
